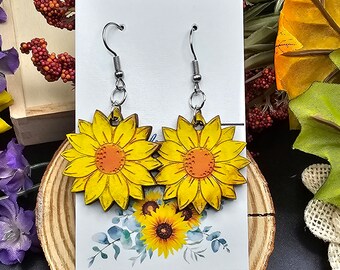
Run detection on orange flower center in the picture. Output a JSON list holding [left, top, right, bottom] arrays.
[[95, 144, 125, 174], [184, 148, 215, 178]]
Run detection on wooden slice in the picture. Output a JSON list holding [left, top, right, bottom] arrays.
[[36, 141, 275, 270]]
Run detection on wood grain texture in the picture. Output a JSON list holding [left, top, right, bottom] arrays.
[[36, 142, 275, 270]]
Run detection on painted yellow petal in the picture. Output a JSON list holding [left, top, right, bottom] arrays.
[[220, 127, 235, 142], [156, 163, 187, 185], [201, 177, 222, 210], [220, 183, 236, 199], [121, 161, 155, 185], [177, 116, 199, 150], [127, 181, 144, 200], [109, 173, 129, 209], [137, 157, 162, 170], [67, 133, 99, 156], [192, 190, 207, 214], [158, 156, 174, 167], [92, 110, 112, 144], [71, 177, 88, 192], [124, 141, 158, 160], [163, 127, 180, 144], [158, 141, 186, 162], [99, 187, 114, 211], [164, 182, 181, 200], [213, 164, 247, 185], [63, 156, 97, 177], [200, 116, 221, 149], [177, 178, 199, 209], [78, 119, 94, 138], [0, 118, 11, 133], [131, 126, 152, 142], [62, 148, 85, 161], [84, 171, 107, 204], [212, 141, 246, 162], [114, 114, 137, 147], [225, 156, 250, 169]]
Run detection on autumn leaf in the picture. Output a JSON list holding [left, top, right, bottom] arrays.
[[275, 0, 340, 99], [290, 82, 340, 207]]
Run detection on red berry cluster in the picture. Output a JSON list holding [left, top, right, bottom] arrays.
[[251, 68, 275, 90], [20, 38, 75, 83], [245, 67, 288, 133], [247, 107, 273, 131], [270, 103, 289, 120], [33, 0, 75, 30]]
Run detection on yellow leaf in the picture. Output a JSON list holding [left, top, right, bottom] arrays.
[[275, 0, 340, 98], [0, 118, 11, 133], [0, 91, 13, 112]]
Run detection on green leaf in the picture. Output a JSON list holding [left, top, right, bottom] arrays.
[[289, 82, 340, 207], [244, 14, 279, 32], [245, 44, 275, 54], [244, 26, 277, 47], [244, 1, 274, 22], [274, 0, 284, 14], [247, 0, 273, 3], [244, 50, 274, 69], [330, 49, 340, 69]]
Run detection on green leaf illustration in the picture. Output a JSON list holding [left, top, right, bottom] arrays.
[[290, 82, 340, 206]]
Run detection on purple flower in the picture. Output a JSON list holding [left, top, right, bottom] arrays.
[[0, 35, 20, 92], [0, 195, 39, 265], [0, 0, 7, 23], [0, 139, 32, 195]]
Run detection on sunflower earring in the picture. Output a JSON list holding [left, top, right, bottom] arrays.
[[156, 25, 250, 214], [62, 22, 161, 211]]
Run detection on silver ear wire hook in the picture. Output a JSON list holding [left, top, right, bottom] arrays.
[[102, 22, 125, 57], [189, 24, 206, 114], [189, 24, 198, 61], [102, 22, 127, 112]]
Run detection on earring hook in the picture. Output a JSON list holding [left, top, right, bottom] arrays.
[[189, 24, 198, 61], [102, 22, 125, 56]]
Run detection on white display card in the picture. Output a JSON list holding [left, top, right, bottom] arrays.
[[76, 0, 248, 269]]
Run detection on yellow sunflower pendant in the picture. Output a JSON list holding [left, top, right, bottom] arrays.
[[62, 110, 161, 211], [156, 113, 250, 214]]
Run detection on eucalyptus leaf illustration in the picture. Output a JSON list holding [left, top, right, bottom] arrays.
[[92, 232, 109, 245], [275, 0, 340, 98], [290, 82, 340, 207], [107, 226, 123, 241]]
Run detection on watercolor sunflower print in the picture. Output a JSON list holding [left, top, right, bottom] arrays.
[[141, 204, 188, 258], [62, 110, 161, 211], [89, 188, 231, 267], [132, 188, 163, 223], [156, 115, 249, 213], [178, 204, 201, 229]]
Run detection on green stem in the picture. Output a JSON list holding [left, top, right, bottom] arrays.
[[30, 162, 49, 170], [0, 183, 40, 201], [93, 240, 118, 259]]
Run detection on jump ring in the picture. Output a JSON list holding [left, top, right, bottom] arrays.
[[111, 88, 127, 106], [189, 89, 206, 111]]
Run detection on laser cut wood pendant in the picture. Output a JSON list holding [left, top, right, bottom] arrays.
[[156, 114, 249, 214], [62, 110, 160, 211]]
